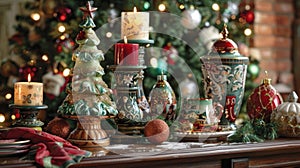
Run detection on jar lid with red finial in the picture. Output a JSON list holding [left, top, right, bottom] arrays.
[[211, 24, 238, 55]]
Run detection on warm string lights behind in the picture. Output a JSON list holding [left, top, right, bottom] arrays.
[[211, 0, 254, 42], [27, 0, 73, 78], [128, 0, 254, 41], [0, 0, 79, 123], [102, 0, 254, 46]]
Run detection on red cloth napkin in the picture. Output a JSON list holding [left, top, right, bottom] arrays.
[[0, 127, 91, 168]]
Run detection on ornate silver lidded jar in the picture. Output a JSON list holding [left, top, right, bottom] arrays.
[[200, 25, 249, 129]]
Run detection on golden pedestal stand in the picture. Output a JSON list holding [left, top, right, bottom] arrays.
[[65, 115, 110, 156]]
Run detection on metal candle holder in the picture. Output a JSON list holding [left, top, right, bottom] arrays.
[[9, 104, 47, 128], [109, 39, 153, 143]]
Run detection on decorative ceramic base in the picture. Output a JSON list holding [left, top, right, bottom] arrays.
[[9, 104, 47, 128], [66, 115, 110, 153]]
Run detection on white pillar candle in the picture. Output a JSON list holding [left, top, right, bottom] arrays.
[[121, 7, 149, 40], [14, 75, 43, 106]]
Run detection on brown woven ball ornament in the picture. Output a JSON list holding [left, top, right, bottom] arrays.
[[144, 119, 170, 144], [45, 117, 71, 139]]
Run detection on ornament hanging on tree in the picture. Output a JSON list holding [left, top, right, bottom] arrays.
[[19, 61, 39, 81], [55, 35, 75, 53], [107, 3, 119, 28], [55, 6, 72, 22], [0, 59, 20, 88], [241, 10, 255, 24], [247, 58, 260, 81], [42, 0, 58, 17], [198, 26, 220, 50], [42, 71, 66, 97], [247, 72, 283, 122], [9, 33, 24, 46], [181, 5, 202, 30], [163, 43, 178, 65], [0, 59, 19, 78], [179, 74, 198, 99], [222, 1, 240, 22], [227, 1, 240, 15], [28, 27, 41, 43]]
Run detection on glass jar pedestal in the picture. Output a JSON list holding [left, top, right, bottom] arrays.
[[200, 25, 249, 130]]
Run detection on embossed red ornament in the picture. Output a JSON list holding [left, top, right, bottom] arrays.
[[247, 76, 283, 122]]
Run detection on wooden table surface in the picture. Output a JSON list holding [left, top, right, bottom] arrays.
[[1, 138, 300, 168]]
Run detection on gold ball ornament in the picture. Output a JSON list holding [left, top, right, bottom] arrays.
[[42, 0, 59, 17], [271, 91, 300, 137], [144, 119, 170, 144], [0, 60, 19, 77]]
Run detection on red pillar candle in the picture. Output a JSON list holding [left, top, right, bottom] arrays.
[[114, 42, 139, 66]]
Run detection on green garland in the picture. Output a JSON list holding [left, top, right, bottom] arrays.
[[228, 118, 278, 143]]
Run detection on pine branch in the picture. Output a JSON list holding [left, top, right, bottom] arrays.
[[228, 118, 278, 143]]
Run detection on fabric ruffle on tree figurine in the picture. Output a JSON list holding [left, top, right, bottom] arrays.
[[49, 1, 118, 153]]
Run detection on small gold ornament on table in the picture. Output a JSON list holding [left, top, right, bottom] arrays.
[[271, 91, 300, 137]]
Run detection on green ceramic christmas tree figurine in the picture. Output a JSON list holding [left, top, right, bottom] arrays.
[[57, 1, 118, 152], [58, 1, 118, 117]]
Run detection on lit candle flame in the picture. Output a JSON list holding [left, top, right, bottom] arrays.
[[124, 36, 128, 44], [28, 74, 31, 83], [133, 7, 137, 13]]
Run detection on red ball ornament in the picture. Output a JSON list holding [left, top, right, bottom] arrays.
[[9, 33, 24, 45], [76, 30, 86, 42], [144, 119, 170, 144], [19, 64, 38, 81], [245, 11, 254, 23], [247, 77, 283, 122], [163, 43, 178, 65], [13, 110, 20, 119], [56, 7, 72, 22], [241, 10, 255, 24]]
